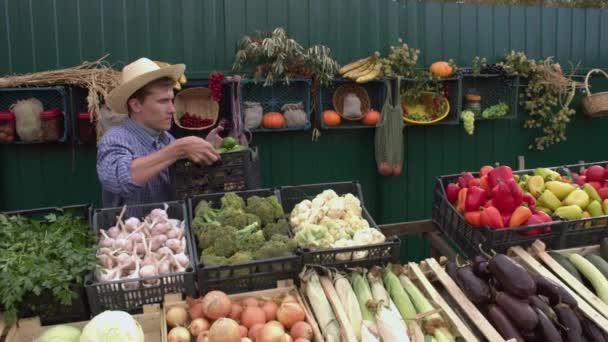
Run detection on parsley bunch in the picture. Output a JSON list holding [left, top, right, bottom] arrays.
[[0, 212, 96, 324]]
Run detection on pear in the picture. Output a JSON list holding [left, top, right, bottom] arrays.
[[582, 183, 602, 202], [545, 181, 576, 201], [527, 176, 545, 198], [535, 206, 553, 215], [603, 199, 608, 216], [587, 200, 604, 217], [537, 190, 562, 211], [534, 167, 561, 181], [563, 189, 590, 210], [554, 205, 583, 220]]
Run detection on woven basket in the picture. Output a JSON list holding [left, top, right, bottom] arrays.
[[582, 68, 608, 118], [173, 87, 219, 130], [332, 83, 370, 121]]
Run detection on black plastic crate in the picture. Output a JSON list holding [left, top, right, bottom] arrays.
[[317, 78, 386, 130], [1, 204, 92, 324], [173, 147, 261, 200], [85, 201, 196, 315], [400, 76, 462, 125], [69, 86, 97, 144], [279, 181, 400, 268], [0, 86, 70, 143], [432, 173, 566, 258], [461, 74, 519, 120], [189, 189, 302, 294]]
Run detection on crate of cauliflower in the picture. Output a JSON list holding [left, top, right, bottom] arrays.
[[280, 181, 400, 267], [189, 189, 301, 294]]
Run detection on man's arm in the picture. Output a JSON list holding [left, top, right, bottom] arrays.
[[130, 142, 184, 185]]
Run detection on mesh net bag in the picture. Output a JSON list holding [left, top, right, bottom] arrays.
[[374, 79, 404, 175]]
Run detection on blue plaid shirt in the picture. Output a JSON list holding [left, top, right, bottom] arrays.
[[97, 117, 175, 207]]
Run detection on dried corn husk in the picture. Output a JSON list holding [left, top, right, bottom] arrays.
[[332, 271, 363, 340], [300, 268, 342, 342], [11, 98, 43, 142], [367, 266, 409, 342]]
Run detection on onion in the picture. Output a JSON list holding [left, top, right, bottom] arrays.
[[239, 325, 248, 337], [281, 295, 297, 304], [202, 291, 232, 320], [242, 338, 252, 342], [242, 297, 260, 307], [196, 333, 208, 342], [293, 339, 311, 342], [208, 318, 241, 342], [229, 304, 243, 321], [257, 322, 285, 342], [189, 318, 210, 337], [248, 323, 264, 340], [290, 322, 312, 340], [261, 301, 278, 321], [166, 306, 189, 327], [280, 334, 293, 342], [241, 306, 266, 328], [276, 302, 305, 329], [168, 326, 192, 342], [188, 298, 205, 320]]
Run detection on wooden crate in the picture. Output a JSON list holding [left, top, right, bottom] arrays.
[[162, 280, 323, 342], [4, 304, 162, 342], [508, 244, 608, 333], [527, 240, 608, 320]]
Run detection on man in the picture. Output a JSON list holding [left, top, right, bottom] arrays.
[[97, 57, 220, 207]]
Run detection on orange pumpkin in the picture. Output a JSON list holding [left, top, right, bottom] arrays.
[[322, 110, 341, 126], [429, 61, 453, 78], [361, 110, 380, 126], [262, 112, 285, 128]]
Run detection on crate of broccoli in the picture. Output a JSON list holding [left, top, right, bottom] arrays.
[[188, 189, 301, 294]]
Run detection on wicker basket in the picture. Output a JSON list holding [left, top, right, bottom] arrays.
[[173, 87, 219, 130], [332, 83, 370, 121], [582, 69, 608, 118]]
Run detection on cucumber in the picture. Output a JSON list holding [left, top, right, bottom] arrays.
[[585, 254, 608, 280], [548, 251, 584, 283], [600, 238, 608, 261]]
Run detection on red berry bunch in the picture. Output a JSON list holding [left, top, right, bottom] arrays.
[[209, 72, 224, 102], [180, 112, 213, 128]]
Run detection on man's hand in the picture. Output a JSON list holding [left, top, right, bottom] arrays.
[[174, 136, 220, 165]]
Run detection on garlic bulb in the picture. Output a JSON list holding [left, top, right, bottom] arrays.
[[173, 252, 190, 268], [150, 235, 168, 251], [95, 266, 122, 282], [107, 226, 121, 238], [150, 222, 169, 236], [99, 230, 115, 248], [166, 227, 182, 239], [96, 254, 115, 269], [124, 217, 141, 233], [166, 239, 183, 253], [157, 246, 174, 258], [149, 208, 169, 222], [121, 259, 141, 290]]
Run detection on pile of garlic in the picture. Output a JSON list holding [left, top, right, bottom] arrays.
[[94, 207, 190, 289]]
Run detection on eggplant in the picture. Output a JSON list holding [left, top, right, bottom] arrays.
[[532, 273, 578, 308], [474, 261, 491, 280], [529, 295, 557, 320], [522, 329, 540, 342], [487, 304, 525, 342], [489, 253, 536, 298], [581, 319, 607, 342], [456, 265, 491, 304], [535, 307, 563, 342], [555, 303, 583, 342], [495, 290, 539, 332], [446, 261, 459, 284], [472, 255, 487, 265]]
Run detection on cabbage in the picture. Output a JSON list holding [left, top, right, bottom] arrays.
[[80, 310, 144, 342], [35, 325, 81, 342]]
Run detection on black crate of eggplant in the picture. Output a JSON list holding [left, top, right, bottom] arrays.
[[85, 201, 196, 315], [189, 189, 301, 294], [279, 181, 400, 268], [173, 147, 260, 200], [0, 204, 93, 325]]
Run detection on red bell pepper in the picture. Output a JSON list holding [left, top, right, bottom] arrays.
[[464, 211, 482, 227], [508, 205, 533, 227], [479, 165, 494, 177], [492, 179, 524, 214], [522, 193, 536, 211], [456, 188, 468, 213], [468, 178, 481, 188], [465, 186, 486, 212], [445, 183, 460, 204], [520, 211, 552, 236], [501, 212, 512, 227], [479, 175, 491, 195], [458, 172, 475, 189], [488, 165, 514, 189], [483, 199, 495, 208], [480, 206, 504, 229]]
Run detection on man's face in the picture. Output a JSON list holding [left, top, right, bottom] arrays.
[[129, 85, 175, 131]]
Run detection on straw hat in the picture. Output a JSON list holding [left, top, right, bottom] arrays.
[[107, 57, 185, 114]]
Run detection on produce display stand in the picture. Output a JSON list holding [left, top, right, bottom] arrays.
[[4, 304, 163, 342], [528, 240, 608, 319]]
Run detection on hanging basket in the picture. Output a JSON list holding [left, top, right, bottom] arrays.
[[582, 69, 608, 118], [173, 87, 219, 130], [332, 83, 370, 121]]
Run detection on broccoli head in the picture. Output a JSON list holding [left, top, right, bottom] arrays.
[[245, 195, 285, 225], [229, 251, 253, 264], [200, 247, 229, 266], [211, 226, 238, 257], [217, 207, 261, 229], [195, 221, 225, 249], [220, 192, 246, 210], [194, 200, 219, 223], [262, 218, 290, 240], [235, 222, 266, 252], [253, 235, 297, 260]]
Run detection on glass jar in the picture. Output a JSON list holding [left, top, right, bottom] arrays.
[[464, 89, 482, 116], [0, 111, 16, 143], [77, 112, 96, 144], [40, 108, 63, 142]]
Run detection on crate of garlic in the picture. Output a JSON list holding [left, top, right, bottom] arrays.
[[85, 201, 196, 315]]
